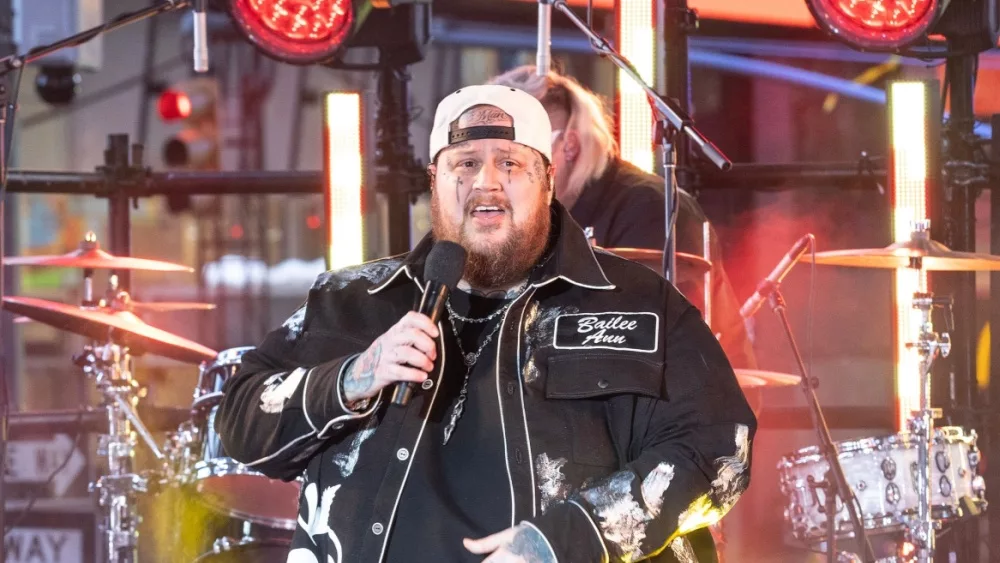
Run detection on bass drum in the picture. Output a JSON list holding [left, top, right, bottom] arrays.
[[193, 537, 291, 563]]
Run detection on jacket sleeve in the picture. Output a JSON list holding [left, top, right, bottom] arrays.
[[526, 298, 757, 563], [215, 288, 382, 481]]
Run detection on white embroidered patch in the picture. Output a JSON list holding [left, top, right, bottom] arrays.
[[332, 416, 379, 477], [670, 536, 699, 563], [259, 368, 307, 414], [675, 423, 753, 535], [283, 306, 307, 341], [641, 463, 675, 518], [314, 259, 403, 292], [521, 304, 577, 383], [535, 453, 570, 512], [297, 482, 344, 563], [711, 424, 751, 511], [552, 312, 660, 353], [580, 472, 649, 561], [286, 548, 319, 563]]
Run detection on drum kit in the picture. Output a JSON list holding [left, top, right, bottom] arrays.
[[1, 232, 297, 562], [777, 221, 997, 563]]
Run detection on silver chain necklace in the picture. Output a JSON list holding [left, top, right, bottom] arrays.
[[441, 289, 525, 445]]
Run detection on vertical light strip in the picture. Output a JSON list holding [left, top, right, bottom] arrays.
[[323, 92, 365, 270], [888, 81, 930, 431], [616, 0, 655, 173]]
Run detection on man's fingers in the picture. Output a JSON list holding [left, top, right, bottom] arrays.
[[391, 345, 435, 373], [396, 330, 438, 361], [401, 311, 440, 338], [464, 528, 515, 555], [389, 364, 429, 384]]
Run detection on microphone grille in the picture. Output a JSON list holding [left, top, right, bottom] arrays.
[[424, 241, 467, 289]]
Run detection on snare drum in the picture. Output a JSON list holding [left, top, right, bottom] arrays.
[[778, 426, 986, 543], [171, 347, 301, 530]]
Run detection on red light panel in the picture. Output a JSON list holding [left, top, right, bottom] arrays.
[[833, 0, 934, 31], [230, 0, 355, 64], [808, 0, 942, 50], [157, 90, 192, 121]]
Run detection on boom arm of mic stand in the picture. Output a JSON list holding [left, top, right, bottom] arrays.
[[550, 0, 731, 171], [766, 286, 876, 563]]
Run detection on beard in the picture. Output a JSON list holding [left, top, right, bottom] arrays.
[[431, 194, 551, 291]]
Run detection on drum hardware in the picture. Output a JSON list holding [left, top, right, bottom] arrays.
[[779, 222, 992, 562], [75, 339, 167, 563]]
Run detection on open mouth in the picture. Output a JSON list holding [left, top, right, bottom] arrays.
[[470, 205, 506, 219]]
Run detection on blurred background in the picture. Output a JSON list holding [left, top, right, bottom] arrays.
[[1, 0, 999, 561]]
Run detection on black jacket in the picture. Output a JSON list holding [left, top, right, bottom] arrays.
[[216, 203, 757, 563], [569, 158, 757, 370]]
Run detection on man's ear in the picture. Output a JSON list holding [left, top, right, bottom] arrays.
[[427, 164, 436, 191], [563, 129, 581, 162], [546, 165, 555, 203]]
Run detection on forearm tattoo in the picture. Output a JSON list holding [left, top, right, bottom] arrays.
[[344, 341, 381, 399], [507, 525, 556, 563]]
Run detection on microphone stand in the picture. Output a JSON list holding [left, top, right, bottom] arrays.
[[764, 282, 875, 563], [550, 0, 731, 283]]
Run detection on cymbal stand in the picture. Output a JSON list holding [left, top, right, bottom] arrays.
[[906, 292, 952, 563], [75, 339, 163, 563]]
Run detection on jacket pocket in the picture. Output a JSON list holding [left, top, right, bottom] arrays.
[[545, 354, 665, 400], [544, 354, 665, 467]]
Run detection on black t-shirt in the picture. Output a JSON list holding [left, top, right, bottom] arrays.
[[384, 290, 512, 562]]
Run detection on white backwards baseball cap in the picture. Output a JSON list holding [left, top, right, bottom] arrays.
[[429, 84, 553, 163]]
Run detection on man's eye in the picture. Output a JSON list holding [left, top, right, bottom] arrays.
[[501, 160, 519, 169], [459, 161, 477, 168]]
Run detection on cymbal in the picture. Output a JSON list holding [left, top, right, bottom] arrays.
[[603, 248, 712, 273], [806, 232, 1000, 271], [127, 301, 216, 313], [5, 234, 192, 272], [734, 369, 801, 388], [2, 296, 217, 364]]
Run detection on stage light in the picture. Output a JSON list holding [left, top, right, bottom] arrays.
[[887, 79, 939, 430], [806, 0, 948, 51], [616, 0, 656, 174], [157, 90, 193, 121], [323, 92, 365, 269], [159, 77, 220, 170], [227, 0, 370, 65]]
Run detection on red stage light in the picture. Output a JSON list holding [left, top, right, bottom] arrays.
[[157, 90, 192, 121], [807, 0, 946, 51], [306, 215, 322, 230], [228, 0, 356, 64]]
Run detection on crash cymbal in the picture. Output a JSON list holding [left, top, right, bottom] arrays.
[[734, 369, 801, 388], [5, 232, 193, 272], [2, 296, 217, 364], [603, 248, 712, 273], [806, 230, 1000, 271]]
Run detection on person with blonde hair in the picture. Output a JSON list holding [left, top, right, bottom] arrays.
[[490, 66, 756, 371]]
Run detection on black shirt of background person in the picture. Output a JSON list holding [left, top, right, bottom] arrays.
[[568, 157, 757, 370]]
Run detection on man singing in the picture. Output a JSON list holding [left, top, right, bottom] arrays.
[[217, 85, 756, 563]]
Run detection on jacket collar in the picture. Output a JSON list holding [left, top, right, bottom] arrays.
[[369, 201, 615, 295]]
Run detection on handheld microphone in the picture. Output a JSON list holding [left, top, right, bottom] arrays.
[[391, 241, 467, 406], [193, 0, 209, 73], [739, 234, 814, 319], [536, 0, 552, 75]]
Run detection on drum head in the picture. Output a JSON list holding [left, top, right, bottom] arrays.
[[194, 538, 291, 563], [193, 460, 300, 530]]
